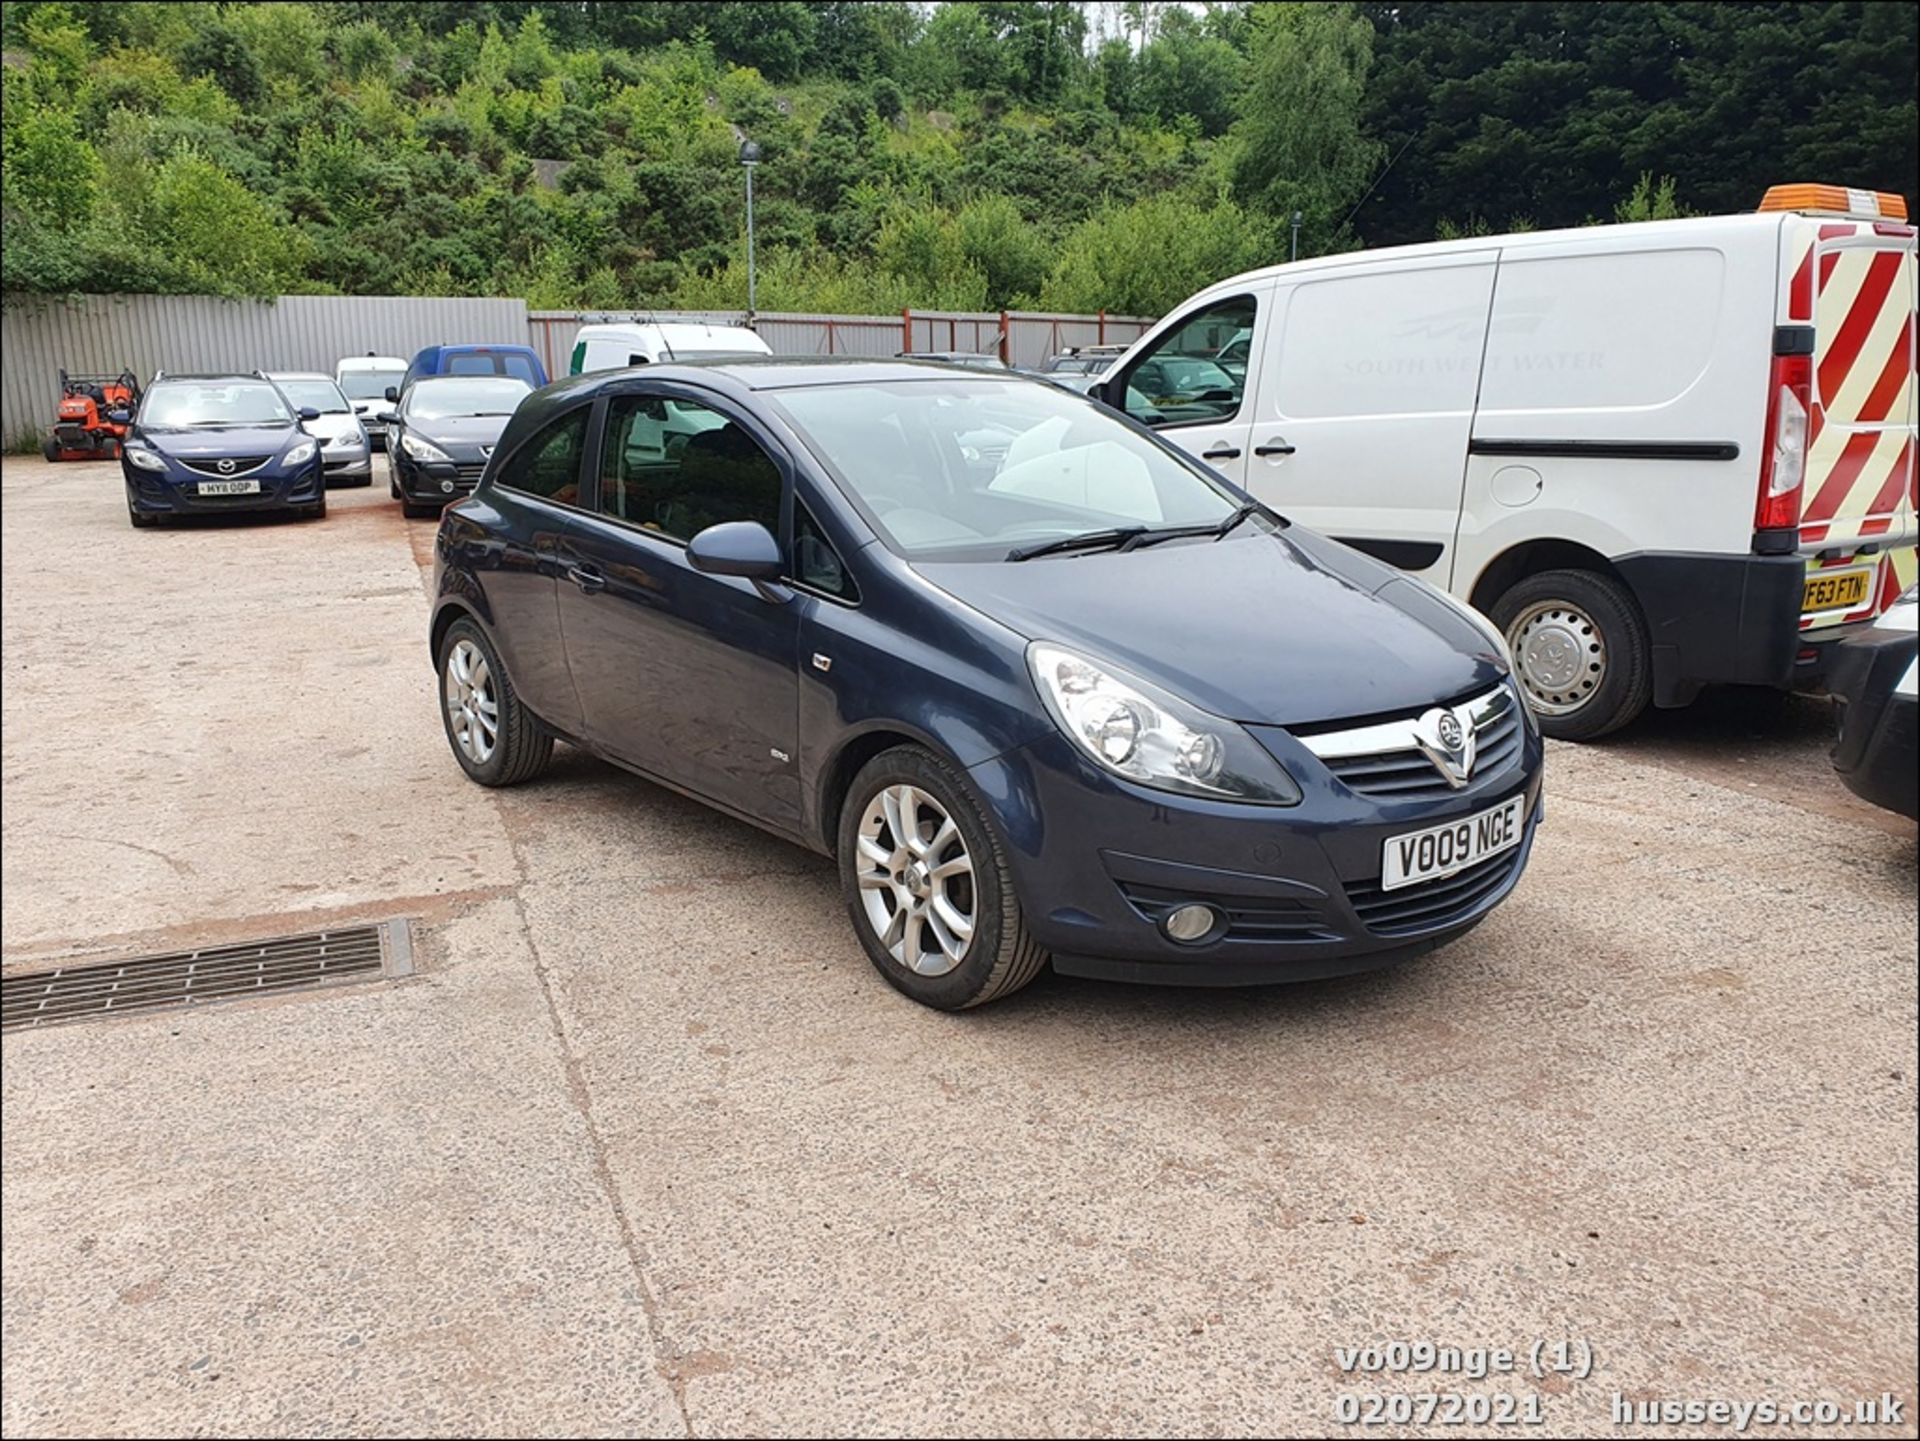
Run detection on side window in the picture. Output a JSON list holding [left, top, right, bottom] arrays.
[[1120, 294, 1257, 428], [502, 353, 541, 386], [496, 406, 588, 504], [598, 394, 781, 541], [627, 353, 651, 366], [792, 500, 858, 602]]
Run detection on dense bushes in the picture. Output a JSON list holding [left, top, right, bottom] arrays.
[[2, 1, 1913, 309]]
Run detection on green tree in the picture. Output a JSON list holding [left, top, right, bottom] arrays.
[[177, 23, 264, 107], [1230, 2, 1381, 252], [1041, 196, 1277, 316]]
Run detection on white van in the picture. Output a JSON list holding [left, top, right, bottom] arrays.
[[1099, 184, 1917, 738], [335, 354, 408, 450], [568, 320, 772, 375]]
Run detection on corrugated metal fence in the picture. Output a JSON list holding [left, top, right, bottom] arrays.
[[2, 295, 1156, 442]]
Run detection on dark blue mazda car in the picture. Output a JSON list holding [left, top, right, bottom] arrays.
[[120, 373, 327, 527], [431, 360, 1543, 1009]]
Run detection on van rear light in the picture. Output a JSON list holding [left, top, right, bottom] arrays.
[[1756, 352, 1812, 531]]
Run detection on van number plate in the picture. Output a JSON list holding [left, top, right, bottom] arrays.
[[197, 478, 261, 496], [1803, 569, 1871, 614], [1381, 794, 1526, 892]]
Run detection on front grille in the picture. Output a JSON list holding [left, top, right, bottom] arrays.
[[452, 463, 486, 487], [1, 922, 411, 1032], [1344, 848, 1524, 937], [1323, 702, 1524, 801], [179, 455, 271, 477], [1118, 882, 1338, 943], [1302, 686, 1521, 801]]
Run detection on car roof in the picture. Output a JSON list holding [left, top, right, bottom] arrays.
[[149, 373, 271, 383], [410, 372, 533, 384], [338, 355, 406, 368], [266, 372, 336, 382]]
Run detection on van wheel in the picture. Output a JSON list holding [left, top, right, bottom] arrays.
[[838, 746, 1048, 1010], [1492, 569, 1651, 740]]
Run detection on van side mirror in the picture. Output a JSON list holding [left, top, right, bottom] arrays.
[[384, 386, 399, 403], [687, 521, 789, 601]]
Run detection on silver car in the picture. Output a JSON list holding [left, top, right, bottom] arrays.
[[266, 373, 372, 487]]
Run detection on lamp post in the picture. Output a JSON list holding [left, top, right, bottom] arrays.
[[739, 140, 762, 323], [1290, 210, 1303, 263]]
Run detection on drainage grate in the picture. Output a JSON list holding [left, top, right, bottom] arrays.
[[1, 920, 412, 1033]]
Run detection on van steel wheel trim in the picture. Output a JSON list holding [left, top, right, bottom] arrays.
[[855, 784, 976, 976], [444, 639, 498, 763], [1509, 601, 1606, 715]]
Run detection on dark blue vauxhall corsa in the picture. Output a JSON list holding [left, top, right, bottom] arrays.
[[120, 374, 328, 527], [430, 360, 1544, 1010]]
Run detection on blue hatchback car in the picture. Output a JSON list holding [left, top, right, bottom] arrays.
[[430, 360, 1543, 1009], [120, 373, 328, 527]]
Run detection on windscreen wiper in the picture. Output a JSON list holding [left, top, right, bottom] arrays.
[[1007, 526, 1148, 561], [1119, 502, 1276, 552]]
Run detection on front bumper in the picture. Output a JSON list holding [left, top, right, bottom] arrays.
[[1828, 628, 1918, 820], [123, 461, 325, 515], [393, 450, 486, 504], [965, 724, 1545, 987]]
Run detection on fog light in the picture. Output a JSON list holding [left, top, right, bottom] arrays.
[[1163, 903, 1218, 944], [440, 479, 455, 493]]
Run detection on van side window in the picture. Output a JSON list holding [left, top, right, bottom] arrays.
[[792, 500, 858, 602], [1120, 295, 1257, 428], [599, 395, 780, 541], [495, 406, 589, 505], [501, 354, 540, 386]]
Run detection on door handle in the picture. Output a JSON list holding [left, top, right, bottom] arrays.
[[1254, 440, 1296, 457], [567, 562, 605, 595], [1201, 444, 1242, 461]]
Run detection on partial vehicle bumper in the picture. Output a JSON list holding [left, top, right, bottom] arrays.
[[323, 450, 372, 484], [1614, 550, 1807, 707], [124, 464, 325, 515], [965, 729, 1545, 987], [1828, 627, 1918, 820], [395, 455, 486, 505]]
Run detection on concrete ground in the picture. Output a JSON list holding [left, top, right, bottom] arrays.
[[2, 455, 1914, 1439]]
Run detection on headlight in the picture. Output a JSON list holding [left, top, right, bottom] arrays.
[[284, 439, 317, 466], [125, 447, 168, 472], [1027, 642, 1301, 805], [401, 433, 451, 463]]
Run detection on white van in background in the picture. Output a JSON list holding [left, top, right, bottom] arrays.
[[335, 354, 408, 450], [1099, 184, 1917, 738], [568, 320, 772, 375]]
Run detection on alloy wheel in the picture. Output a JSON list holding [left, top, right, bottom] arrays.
[[854, 783, 977, 976], [443, 638, 498, 764]]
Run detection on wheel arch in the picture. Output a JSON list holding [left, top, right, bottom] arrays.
[[1467, 538, 1630, 615], [812, 724, 952, 853]]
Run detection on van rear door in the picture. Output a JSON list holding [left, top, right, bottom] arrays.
[[1796, 218, 1918, 629]]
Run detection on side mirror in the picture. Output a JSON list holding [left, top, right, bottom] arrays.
[[107, 409, 131, 425], [687, 521, 787, 599], [384, 386, 399, 403], [298, 406, 322, 422]]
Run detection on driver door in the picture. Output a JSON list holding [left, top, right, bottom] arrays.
[[1105, 290, 1268, 487]]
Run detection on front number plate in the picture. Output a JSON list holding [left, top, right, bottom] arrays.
[[1381, 794, 1526, 892], [197, 478, 261, 496], [1803, 568, 1871, 614]]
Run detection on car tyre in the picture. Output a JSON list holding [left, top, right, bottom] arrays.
[[126, 499, 158, 529], [1492, 568, 1651, 740], [402, 500, 438, 520], [303, 492, 328, 521], [436, 617, 553, 786], [838, 745, 1048, 1010]]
